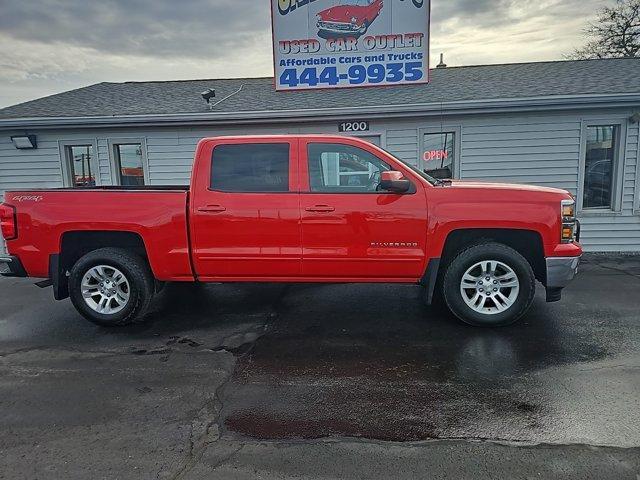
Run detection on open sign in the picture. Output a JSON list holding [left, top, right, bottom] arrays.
[[423, 150, 449, 161]]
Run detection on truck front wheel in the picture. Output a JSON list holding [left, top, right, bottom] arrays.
[[442, 243, 536, 327], [69, 248, 154, 327]]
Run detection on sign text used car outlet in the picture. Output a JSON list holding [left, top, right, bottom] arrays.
[[271, 0, 431, 91]]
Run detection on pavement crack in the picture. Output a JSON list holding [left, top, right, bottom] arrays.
[[164, 292, 284, 480], [208, 444, 245, 472], [166, 364, 231, 480], [0, 345, 131, 358], [585, 260, 640, 280]]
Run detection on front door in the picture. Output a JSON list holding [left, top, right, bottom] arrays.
[[299, 138, 429, 280], [190, 139, 301, 280]]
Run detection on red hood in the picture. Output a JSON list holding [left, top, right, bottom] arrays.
[[318, 6, 363, 22], [447, 180, 569, 196]]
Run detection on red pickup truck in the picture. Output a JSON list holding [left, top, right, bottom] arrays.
[[0, 135, 582, 328]]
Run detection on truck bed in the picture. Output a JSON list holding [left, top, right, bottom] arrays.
[[3, 188, 194, 281], [12, 185, 190, 192]]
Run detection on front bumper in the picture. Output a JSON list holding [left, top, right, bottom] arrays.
[[317, 21, 360, 33], [545, 255, 581, 302], [0, 255, 27, 277]]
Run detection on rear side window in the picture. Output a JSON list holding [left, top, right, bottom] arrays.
[[211, 143, 290, 192]]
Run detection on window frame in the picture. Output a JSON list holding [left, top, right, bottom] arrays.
[[108, 138, 150, 186], [577, 120, 627, 214], [209, 142, 293, 194], [305, 141, 415, 195], [633, 122, 640, 215], [418, 126, 461, 179], [58, 139, 101, 188]]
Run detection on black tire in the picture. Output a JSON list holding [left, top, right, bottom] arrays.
[[69, 248, 154, 327], [442, 243, 536, 327]]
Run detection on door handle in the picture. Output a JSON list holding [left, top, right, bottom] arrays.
[[198, 205, 226, 213], [305, 205, 335, 212]]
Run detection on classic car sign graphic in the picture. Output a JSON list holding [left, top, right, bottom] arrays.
[[316, 0, 384, 36], [272, 0, 431, 91]]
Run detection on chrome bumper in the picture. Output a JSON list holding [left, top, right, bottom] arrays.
[[317, 21, 359, 33], [546, 256, 581, 289]]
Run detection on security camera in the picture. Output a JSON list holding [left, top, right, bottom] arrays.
[[201, 88, 216, 104], [630, 112, 640, 124]]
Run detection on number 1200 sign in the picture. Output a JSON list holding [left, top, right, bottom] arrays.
[[279, 62, 423, 88]]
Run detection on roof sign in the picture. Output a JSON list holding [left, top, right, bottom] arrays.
[[271, 0, 431, 91]]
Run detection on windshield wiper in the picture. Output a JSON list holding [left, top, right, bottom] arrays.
[[424, 172, 452, 187]]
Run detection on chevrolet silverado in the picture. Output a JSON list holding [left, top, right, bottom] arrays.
[[0, 135, 582, 327]]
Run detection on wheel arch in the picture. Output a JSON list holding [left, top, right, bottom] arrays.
[[51, 230, 151, 300], [423, 228, 546, 304]]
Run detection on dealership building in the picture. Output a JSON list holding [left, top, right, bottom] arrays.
[[1, 57, 639, 253]]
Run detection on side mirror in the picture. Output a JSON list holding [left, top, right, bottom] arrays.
[[380, 171, 411, 193]]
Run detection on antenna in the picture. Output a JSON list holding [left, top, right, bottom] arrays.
[[207, 84, 244, 110]]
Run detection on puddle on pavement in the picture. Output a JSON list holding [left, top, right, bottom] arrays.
[[217, 283, 619, 442]]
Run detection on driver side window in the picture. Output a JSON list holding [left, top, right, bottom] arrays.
[[307, 143, 390, 193]]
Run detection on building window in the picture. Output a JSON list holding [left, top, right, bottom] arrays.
[[307, 143, 391, 192], [65, 145, 97, 187], [211, 143, 290, 192], [114, 143, 146, 186], [422, 132, 455, 179], [582, 125, 620, 210]]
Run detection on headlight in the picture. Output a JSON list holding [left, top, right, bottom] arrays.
[[562, 201, 575, 219], [561, 199, 577, 243]]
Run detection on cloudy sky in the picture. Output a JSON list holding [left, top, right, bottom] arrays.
[[0, 0, 608, 108]]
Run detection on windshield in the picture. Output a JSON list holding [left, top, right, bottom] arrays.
[[338, 0, 371, 6]]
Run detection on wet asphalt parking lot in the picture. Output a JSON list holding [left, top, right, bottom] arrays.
[[1, 255, 639, 479]]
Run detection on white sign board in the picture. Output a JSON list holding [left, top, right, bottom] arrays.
[[271, 0, 430, 91]]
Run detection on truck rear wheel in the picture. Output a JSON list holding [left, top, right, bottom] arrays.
[[69, 248, 154, 327], [442, 243, 536, 327]]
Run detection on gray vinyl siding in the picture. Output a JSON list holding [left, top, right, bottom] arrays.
[[145, 133, 194, 185], [2, 109, 640, 254], [386, 129, 419, 167], [459, 120, 581, 194]]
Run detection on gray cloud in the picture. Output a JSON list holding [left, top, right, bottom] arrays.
[[0, 0, 270, 58], [436, 0, 513, 18], [0, 0, 585, 58], [0, 0, 607, 107]]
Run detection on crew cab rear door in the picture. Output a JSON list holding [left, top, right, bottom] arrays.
[[298, 138, 428, 280], [190, 138, 301, 280]]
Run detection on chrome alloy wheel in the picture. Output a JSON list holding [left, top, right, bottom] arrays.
[[459, 260, 520, 315], [81, 265, 130, 315]]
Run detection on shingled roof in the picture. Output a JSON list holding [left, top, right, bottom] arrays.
[[1, 58, 639, 121]]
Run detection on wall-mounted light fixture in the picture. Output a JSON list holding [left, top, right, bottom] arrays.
[[11, 135, 37, 149], [629, 113, 640, 124]]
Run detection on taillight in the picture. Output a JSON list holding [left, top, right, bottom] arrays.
[[0, 203, 17, 240]]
